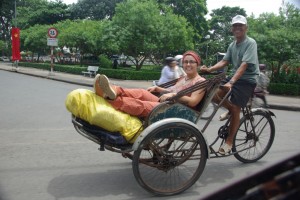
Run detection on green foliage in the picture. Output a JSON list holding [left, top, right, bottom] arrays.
[[0, 0, 15, 41], [21, 24, 49, 57], [18, 61, 160, 80], [269, 83, 299, 95], [158, 0, 208, 40], [248, 5, 300, 69], [99, 68, 160, 80], [0, 40, 5, 52], [19, 62, 86, 75], [69, 0, 123, 20], [98, 54, 112, 68], [16, 0, 70, 29], [56, 20, 97, 56], [111, 0, 194, 70], [270, 66, 300, 85], [55, 19, 111, 65]]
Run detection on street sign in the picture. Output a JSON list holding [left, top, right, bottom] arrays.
[[48, 27, 58, 38], [47, 38, 58, 46]]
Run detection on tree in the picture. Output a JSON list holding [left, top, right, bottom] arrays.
[[248, 3, 300, 72], [16, 0, 70, 29], [21, 24, 49, 61], [0, 0, 16, 54], [56, 20, 110, 65], [158, 0, 208, 40], [69, 0, 123, 20], [0, 40, 5, 52], [110, 0, 194, 70]]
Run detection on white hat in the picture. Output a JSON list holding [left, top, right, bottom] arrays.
[[231, 15, 247, 25], [174, 55, 183, 60]]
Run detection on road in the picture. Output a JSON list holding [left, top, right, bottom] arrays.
[[0, 70, 299, 200]]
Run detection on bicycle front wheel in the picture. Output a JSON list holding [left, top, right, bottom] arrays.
[[233, 110, 275, 163], [132, 122, 207, 196]]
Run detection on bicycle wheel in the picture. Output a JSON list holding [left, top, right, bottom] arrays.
[[233, 110, 275, 163], [201, 102, 217, 119], [132, 122, 207, 196]]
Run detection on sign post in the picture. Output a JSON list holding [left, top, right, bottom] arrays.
[[47, 28, 58, 75]]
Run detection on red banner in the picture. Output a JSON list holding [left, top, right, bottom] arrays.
[[11, 27, 21, 61]]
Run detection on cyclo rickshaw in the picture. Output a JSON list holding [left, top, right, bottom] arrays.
[[67, 72, 276, 196]]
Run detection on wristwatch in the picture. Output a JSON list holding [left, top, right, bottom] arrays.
[[229, 80, 234, 85]]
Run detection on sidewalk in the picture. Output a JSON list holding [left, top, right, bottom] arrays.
[[1, 62, 299, 111]]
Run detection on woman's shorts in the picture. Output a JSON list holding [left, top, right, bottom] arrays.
[[222, 77, 256, 108]]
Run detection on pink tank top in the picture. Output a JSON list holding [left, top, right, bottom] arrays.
[[168, 75, 206, 94]]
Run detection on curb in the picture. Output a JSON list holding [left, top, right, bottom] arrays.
[[268, 104, 300, 112]]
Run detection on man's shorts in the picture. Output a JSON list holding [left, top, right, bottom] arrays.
[[222, 77, 256, 108]]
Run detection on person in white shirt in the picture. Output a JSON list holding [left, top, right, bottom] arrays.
[[158, 57, 180, 85]]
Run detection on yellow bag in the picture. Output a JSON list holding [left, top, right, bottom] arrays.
[[65, 89, 143, 143]]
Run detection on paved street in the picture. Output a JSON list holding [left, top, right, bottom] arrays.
[[0, 70, 299, 200]]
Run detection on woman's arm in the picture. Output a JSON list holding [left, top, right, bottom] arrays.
[[158, 87, 205, 107], [177, 88, 206, 107], [147, 85, 169, 93]]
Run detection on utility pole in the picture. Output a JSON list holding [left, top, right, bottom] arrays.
[[14, 0, 17, 26], [14, 0, 19, 70]]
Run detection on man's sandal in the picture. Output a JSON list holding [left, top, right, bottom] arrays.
[[219, 111, 230, 121]]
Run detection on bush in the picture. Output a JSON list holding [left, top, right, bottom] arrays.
[[98, 54, 112, 68], [99, 68, 160, 80], [269, 83, 299, 96], [19, 62, 86, 75], [18, 62, 160, 80]]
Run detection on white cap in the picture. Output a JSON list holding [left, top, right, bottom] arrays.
[[174, 55, 183, 60], [231, 15, 247, 25]]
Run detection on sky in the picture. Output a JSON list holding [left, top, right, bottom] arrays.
[[61, 0, 299, 17]]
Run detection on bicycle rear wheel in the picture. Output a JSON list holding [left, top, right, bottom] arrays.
[[233, 110, 275, 163], [132, 122, 207, 196]]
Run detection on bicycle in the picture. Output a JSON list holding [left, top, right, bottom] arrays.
[[68, 72, 276, 196]]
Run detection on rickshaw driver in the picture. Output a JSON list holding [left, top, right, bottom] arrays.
[[200, 15, 259, 155]]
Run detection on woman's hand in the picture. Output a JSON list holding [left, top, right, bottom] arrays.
[[147, 86, 157, 93], [159, 93, 176, 102]]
